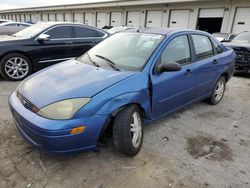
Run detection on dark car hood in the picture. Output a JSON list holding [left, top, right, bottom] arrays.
[[223, 42, 250, 50], [0, 35, 25, 43], [19, 60, 136, 108]]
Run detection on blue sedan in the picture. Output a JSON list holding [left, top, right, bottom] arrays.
[[9, 28, 235, 156]]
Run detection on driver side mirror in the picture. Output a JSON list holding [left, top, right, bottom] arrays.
[[155, 62, 182, 74], [37, 34, 50, 42]]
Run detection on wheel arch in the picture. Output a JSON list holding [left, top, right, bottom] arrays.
[[220, 72, 229, 82], [97, 102, 147, 145], [0, 50, 33, 67], [96, 91, 150, 144]]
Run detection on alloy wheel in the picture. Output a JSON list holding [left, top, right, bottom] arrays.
[[214, 79, 225, 102], [4, 57, 29, 80], [130, 111, 142, 148]]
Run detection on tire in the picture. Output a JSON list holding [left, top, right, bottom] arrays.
[[208, 76, 226, 105], [0, 53, 31, 81], [113, 105, 143, 157]]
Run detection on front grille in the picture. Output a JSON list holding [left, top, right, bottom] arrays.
[[17, 92, 39, 112], [234, 49, 250, 61]]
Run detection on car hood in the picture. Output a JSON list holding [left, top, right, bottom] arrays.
[[0, 35, 25, 43], [223, 42, 250, 49], [19, 59, 136, 108]]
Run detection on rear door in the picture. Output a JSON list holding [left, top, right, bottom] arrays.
[[169, 10, 190, 28], [189, 34, 218, 98], [111, 12, 122, 27], [151, 34, 197, 118], [146, 10, 163, 27], [127, 11, 141, 27], [32, 25, 75, 64]]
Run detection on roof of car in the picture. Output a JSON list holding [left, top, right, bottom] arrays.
[[36, 22, 88, 26], [127, 27, 206, 36]]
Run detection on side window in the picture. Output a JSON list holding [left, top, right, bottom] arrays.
[[74, 26, 104, 38], [192, 35, 214, 60], [45, 26, 73, 39], [161, 35, 191, 65], [211, 38, 223, 54]]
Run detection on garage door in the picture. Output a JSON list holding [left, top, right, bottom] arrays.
[[169, 10, 190, 28], [25, 14, 30, 22], [20, 14, 25, 22], [146, 10, 163, 27], [232, 7, 250, 34], [97, 12, 107, 28], [48, 13, 55, 21], [56, 13, 64, 22], [16, 15, 20, 22], [85, 13, 94, 26], [127, 11, 141, 27], [199, 8, 225, 18], [65, 13, 72, 22], [31, 14, 38, 23], [111, 12, 122, 27], [74, 13, 84, 23], [42, 13, 48, 21]]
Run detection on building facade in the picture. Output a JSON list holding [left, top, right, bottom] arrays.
[[0, 0, 250, 34]]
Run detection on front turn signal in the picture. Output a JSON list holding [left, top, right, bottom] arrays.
[[70, 126, 86, 134]]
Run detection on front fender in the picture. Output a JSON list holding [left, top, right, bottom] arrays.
[[96, 92, 151, 118]]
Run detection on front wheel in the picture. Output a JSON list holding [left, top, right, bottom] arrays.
[[0, 53, 31, 81], [208, 76, 226, 105], [113, 105, 143, 157]]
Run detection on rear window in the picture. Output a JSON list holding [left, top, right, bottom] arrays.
[[211, 38, 223, 54], [74, 26, 104, 38], [192, 35, 214, 60]]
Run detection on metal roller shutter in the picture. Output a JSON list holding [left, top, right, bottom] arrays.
[[111, 12, 122, 27], [146, 10, 163, 27], [232, 7, 250, 34], [127, 11, 141, 27], [169, 10, 190, 28]]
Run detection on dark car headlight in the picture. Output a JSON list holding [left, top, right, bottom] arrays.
[[37, 98, 91, 120]]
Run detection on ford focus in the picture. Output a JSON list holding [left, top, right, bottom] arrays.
[[9, 28, 235, 156]]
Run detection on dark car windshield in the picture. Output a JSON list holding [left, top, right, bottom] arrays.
[[231, 32, 250, 44], [78, 32, 164, 71], [13, 23, 52, 38]]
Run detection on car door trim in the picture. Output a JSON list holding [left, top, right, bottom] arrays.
[[38, 57, 75, 63]]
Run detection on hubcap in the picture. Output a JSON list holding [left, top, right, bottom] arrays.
[[130, 112, 142, 148], [5, 57, 29, 79], [214, 80, 225, 101]]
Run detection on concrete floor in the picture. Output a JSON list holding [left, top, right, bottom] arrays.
[[0, 75, 249, 188]]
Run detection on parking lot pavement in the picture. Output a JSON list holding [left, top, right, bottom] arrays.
[[0, 75, 249, 188]]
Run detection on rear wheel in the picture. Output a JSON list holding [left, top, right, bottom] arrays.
[[113, 105, 143, 156], [0, 53, 31, 81], [208, 76, 226, 105]]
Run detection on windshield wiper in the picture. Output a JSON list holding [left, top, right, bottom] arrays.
[[86, 53, 100, 68], [95, 54, 120, 71]]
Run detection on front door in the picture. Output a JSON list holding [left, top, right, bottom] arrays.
[[151, 34, 197, 118], [32, 25, 75, 65]]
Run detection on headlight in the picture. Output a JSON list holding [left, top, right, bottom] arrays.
[[37, 98, 91, 120]]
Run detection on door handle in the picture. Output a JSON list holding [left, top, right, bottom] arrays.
[[213, 59, 218, 64], [185, 69, 192, 76]]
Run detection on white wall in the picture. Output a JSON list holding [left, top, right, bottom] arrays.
[[0, 0, 250, 33]]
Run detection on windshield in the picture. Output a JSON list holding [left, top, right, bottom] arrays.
[[231, 32, 250, 44], [78, 32, 164, 71], [12, 23, 51, 38]]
